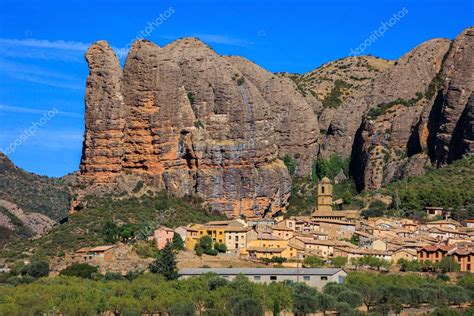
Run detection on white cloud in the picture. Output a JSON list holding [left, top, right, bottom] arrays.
[[0, 105, 82, 118], [0, 38, 124, 61], [0, 38, 90, 51], [193, 34, 253, 47], [0, 38, 88, 62], [0, 59, 83, 90]]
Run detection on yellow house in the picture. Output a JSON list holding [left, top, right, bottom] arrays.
[[197, 225, 226, 243], [271, 222, 296, 240], [184, 224, 227, 250], [245, 235, 299, 260], [184, 227, 199, 250], [247, 234, 289, 249]]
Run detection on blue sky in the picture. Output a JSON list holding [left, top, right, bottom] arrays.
[[0, 0, 472, 177]]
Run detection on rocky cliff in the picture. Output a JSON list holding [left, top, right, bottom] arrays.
[[79, 38, 321, 217], [79, 27, 473, 212], [431, 27, 474, 165]]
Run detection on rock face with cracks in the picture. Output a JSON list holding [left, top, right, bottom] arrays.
[[79, 28, 474, 212], [79, 38, 312, 217]]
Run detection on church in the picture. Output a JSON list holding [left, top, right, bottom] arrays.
[[312, 177, 359, 222]]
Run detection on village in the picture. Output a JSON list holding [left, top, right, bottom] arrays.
[[62, 177, 474, 278]]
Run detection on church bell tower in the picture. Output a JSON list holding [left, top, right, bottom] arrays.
[[316, 177, 333, 212]]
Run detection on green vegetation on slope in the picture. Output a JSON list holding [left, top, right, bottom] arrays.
[[0, 206, 32, 247], [0, 193, 226, 259], [287, 155, 473, 219], [321, 79, 352, 109], [0, 154, 70, 221], [381, 155, 474, 220]]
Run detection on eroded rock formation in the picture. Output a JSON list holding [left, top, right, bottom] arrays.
[[79, 27, 474, 209], [79, 39, 305, 217]]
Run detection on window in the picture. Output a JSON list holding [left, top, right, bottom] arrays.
[[436, 252, 439, 258], [468, 256, 471, 263], [236, 236, 239, 241], [270, 276, 277, 281], [235, 243, 238, 248], [303, 276, 310, 281], [254, 276, 261, 280], [321, 276, 328, 281], [467, 264, 471, 271], [219, 231, 223, 235], [321, 186, 325, 194]]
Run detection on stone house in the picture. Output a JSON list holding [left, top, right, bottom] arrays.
[[417, 244, 454, 264], [425, 206, 445, 219], [151, 226, 175, 250], [313, 219, 356, 239], [225, 227, 257, 251], [392, 248, 417, 263], [71, 245, 117, 262], [289, 236, 355, 258], [271, 222, 295, 240], [426, 219, 462, 230], [448, 245, 474, 272], [371, 239, 388, 251], [333, 247, 392, 262]]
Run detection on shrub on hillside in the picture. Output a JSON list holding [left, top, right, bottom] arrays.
[[59, 263, 98, 279]]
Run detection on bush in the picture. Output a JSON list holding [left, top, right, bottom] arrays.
[[436, 274, 450, 282], [303, 256, 324, 268], [21, 260, 49, 278], [262, 256, 287, 264], [437, 257, 460, 273], [168, 302, 195, 316], [361, 208, 384, 219], [134, 240, 158, 258], [59, 263, 98, 279], [172, 233, 185, 251], [232, 297, 264, 316], [104, 272, 124, 281], [336, 290, 363, 308], [132, 180, 144, 193], [195, 246, 204, 257], [331, 256, 348, 268], [205, 248, 219, 256], [214, 243, 227, 253], [283, 154, 297, 176]]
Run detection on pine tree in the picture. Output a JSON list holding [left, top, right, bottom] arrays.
[[149, 241, 179, 280], [172, 233, 184, 251]]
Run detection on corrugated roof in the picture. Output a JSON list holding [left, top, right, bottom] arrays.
[[179, 268, 344, 276]]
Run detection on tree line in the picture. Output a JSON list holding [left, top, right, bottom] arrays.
[[0, 267, 472, 315]]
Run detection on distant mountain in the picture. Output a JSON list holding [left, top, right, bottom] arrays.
[[0, 153, 70, 246]]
